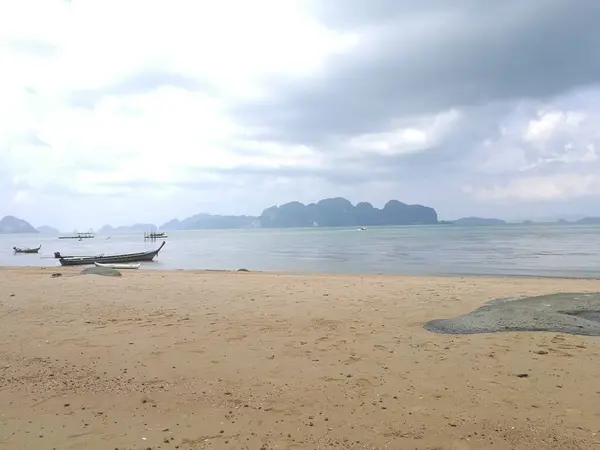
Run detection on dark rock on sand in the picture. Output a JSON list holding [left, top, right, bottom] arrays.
[[80, 267, 122, 277], [424, 292, 600, 336]]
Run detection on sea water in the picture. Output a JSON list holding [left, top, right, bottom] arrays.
[[1, 224, 599, 278]]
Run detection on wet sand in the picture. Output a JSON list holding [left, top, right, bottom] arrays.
[[1, 267, 600, 449]]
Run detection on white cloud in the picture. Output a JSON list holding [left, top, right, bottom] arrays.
[[346, 109, 461, 156], [0, 0, 354, 227], [523, 110, 586, 146], [1, 0, 357, 95]]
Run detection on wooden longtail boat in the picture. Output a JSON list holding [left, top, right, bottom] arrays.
[[57, 241, 165, 266], [13, 245, 42, 254]]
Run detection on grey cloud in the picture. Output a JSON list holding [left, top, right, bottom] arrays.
[[104, 167, 374, 189], [233, 0, 600, 143], [297, 103, 515, 183], [14, 129, 122, 172], [1, 179, 121, 199], [215, 106, 515, 191], [8, 1, 600, 226], [0, 168, 13, 189], [68, 69, 216, 109], [144, 103, 552, 189], [94, 179, 224, 190], [208, 165, 375, 185], [301, 0, 490, 30], [41, 184, 130, 199]]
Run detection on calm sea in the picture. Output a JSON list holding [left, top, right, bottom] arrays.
[[1, 224, 599, 278]]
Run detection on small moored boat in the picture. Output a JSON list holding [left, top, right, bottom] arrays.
[[94, 262, 140, 269], [56, 241, 165, 266], [59, 231, 95, 240], [13, 245, 41, 254], [144, 231, 167, 239]]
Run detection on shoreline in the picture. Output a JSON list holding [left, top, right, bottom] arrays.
[[2, 264, 600, 281], [2, 267, 600, 449]]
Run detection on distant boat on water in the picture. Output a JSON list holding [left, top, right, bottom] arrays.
[[357, 226, 368, 231], [144, 231, 167, 239], [59, 231, 95, 240], [13, 245, 41, 254]]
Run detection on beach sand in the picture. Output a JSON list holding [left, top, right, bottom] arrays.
[[1, 267, 600, 449]]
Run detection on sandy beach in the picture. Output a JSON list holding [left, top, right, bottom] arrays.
[[1, 267, 600, 449]]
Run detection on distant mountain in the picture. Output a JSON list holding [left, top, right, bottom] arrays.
[[99, 223, 157, 234], [0, 216, 38, 234], [160, 213, 257, 231], [453, 217, 506, 226], [155, 197, 437, 230], [159, 219, 181, 231], [575, 217, 600, 224], [36, 225, 60, 235], [259, 197, 438, 228]]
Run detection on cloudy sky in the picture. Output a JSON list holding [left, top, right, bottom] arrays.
[[2, 0, 600, 229]]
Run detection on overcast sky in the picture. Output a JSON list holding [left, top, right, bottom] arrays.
[[2, 0, 600, 229]]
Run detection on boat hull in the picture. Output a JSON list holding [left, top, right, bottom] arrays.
[[58, 241, 165, 266]]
